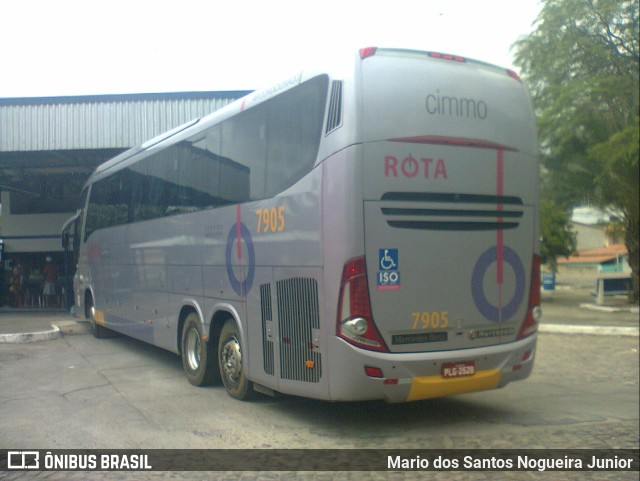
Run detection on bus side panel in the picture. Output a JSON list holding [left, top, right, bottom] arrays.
[[244, 167, 326, 396], [86, 225, 139, 337], [199, 167, 326, 396], [321, 145, 369, 401]]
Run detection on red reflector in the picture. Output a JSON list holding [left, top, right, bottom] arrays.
[[530, 255, 541, 306], [365, 366, 384, 378], [429, 51, 465, 62], [506, 69, 522, 82], [359, 47, 378, 59], [383, 378, 398, 385]]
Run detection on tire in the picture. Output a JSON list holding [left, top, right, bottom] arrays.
[[181, 312, 219, 386], [218, 319, 254, 400], [86, 294, 113, 339]]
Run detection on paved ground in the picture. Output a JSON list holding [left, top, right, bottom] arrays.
[[0, 281, 638, 480]]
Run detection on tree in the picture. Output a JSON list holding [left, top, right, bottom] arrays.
[[540, 200, 578, 273], [514, 0, 639, 301]]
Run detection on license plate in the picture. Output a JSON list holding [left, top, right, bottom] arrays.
[[441, 361, 476, 378]]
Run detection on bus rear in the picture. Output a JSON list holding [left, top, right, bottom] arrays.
[[328, 48, 540, 402]]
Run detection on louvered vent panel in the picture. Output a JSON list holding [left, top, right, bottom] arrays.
[[380, 192, 524, 231], [276, 278, 321, 383], [325, 81, 343, 134], [260, 283, 275, 376]]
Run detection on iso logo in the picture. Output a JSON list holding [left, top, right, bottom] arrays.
[[376, 248, 401, 291], [8, 451, 40, 469]]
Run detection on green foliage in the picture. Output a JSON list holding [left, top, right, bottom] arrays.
[[514, 0, 639, 300], [540, 200, 577, 272]]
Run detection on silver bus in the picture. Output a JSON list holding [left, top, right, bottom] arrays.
[[64, 47, 541, 402]]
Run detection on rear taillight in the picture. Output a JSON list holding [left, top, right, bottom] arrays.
[[359, 47, 378, 60], [518, 254, 542, 339], [337, 257, 388, 352]]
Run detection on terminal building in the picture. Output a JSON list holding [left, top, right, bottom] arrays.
[[0, 90, 250, 306]]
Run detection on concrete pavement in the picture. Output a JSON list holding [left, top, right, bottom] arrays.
[[0, 308, 90, 343], [0, 285, 638, 343]]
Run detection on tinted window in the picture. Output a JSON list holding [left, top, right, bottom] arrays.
[[266, 76, 327, 195], [84, 75, 327, 239], [85, 170, 131, 240], [218, 75, 328, 201]]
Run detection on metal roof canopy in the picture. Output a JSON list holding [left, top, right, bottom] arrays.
[[0, 90, 251, 152], [0, 90, 251, 196]]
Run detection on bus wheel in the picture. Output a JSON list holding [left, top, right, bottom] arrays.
[[218, 319, 254, 400], [181, 312, 218, 386]]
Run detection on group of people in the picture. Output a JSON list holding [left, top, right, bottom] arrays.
[[8, 257, 58, 308]]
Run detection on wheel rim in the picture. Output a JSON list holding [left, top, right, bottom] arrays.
[[185, 327, 201, 371], [221, 335, 242, 384]]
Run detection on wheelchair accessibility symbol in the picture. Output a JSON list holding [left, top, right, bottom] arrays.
[[377, 248, 400, 290], [379, 249, 398, 270], [471, 245, 525, 322]]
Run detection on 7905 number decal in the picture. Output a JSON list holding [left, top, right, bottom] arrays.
[[411, 311, 449, 330], [256, 206, 285, 234]]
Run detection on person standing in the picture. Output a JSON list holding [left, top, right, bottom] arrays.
[[10, 260, 24, 307], [43, 257, 58, 307]]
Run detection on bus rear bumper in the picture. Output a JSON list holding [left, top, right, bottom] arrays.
[[327, 334, 537, 403]]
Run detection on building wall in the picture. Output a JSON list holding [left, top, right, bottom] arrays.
[[0, 91, 251, 257], [573, 222, 608, 251], [0, 191, 70, 253]]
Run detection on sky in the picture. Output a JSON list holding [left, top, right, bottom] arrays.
[[0, 0, 544, 98]]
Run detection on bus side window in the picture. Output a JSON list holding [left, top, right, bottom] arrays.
[[85, 171, 130, 240], [221, 107, 267, 202], [266, 75, 327, 196]]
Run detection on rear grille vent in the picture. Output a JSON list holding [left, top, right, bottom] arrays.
[[325, 81, 343, 134], [276, 278, 321, 383], [381, 192, 524, 231], [260, 283, 275, 376]]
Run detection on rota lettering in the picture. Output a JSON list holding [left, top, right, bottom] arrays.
[[384, 155, 448, 179]]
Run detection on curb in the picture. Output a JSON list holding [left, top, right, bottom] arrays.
[[580, 303, 640, 314], [0, 320, 90, 344], [0, 325, 61, 343], [539, 324, 639, 337], [52, 320, 92, 335]]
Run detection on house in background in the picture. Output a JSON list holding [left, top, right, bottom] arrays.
[[555, 208, 630, 284], [557, 243, 630, 276], [572, 222, 609, 251]]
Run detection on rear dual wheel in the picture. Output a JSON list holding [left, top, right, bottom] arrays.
[[218, 319, 254, 400], [181, 313, 219, 386], [181, 314, 254, 400]]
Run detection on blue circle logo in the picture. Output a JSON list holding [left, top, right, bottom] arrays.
[[225, 222, 255, 296], [471, 245, 525, 322]]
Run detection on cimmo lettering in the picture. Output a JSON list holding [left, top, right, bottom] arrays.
[[426, 90, 488, 120]]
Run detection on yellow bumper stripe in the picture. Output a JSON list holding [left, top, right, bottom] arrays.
[[407, 369, 501, 401]]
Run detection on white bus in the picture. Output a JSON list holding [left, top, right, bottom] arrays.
[[64, 47, 541, 402]]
